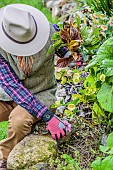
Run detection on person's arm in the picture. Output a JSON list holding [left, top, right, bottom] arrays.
[[0, 54, 71, 140], [0, 54, 48, 118]]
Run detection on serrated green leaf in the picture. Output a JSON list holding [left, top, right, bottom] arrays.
[[97, 37, 113, 63], [97, 83, 113, 112]]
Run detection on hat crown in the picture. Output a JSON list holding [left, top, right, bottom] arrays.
[[2, 6, 37, 43], [0, 4, 50, 56]]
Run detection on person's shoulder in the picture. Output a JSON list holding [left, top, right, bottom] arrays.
[[0, 48, 9, 60], [0, 48, 5, 56], [0, 47, 4, 52]]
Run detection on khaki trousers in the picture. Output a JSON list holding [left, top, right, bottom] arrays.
[[0, 100, 40, 160]]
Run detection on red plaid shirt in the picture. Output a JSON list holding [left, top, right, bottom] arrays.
[[0, 54, 48, 118]]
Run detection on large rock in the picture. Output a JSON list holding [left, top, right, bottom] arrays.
[[7, 134, 57, 170]]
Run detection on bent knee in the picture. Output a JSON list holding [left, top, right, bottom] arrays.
[[8, 106, 34, 133]]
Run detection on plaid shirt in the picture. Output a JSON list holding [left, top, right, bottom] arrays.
[[0, 54, 48, 118]]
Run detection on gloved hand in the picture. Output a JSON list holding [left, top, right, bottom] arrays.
[[42, 111, 71, 140], [46, 116, 71, 140]]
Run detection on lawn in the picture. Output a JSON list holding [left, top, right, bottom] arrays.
[[0, 122, 8, 140]]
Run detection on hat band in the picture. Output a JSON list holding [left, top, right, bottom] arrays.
[[2, 16, 37, 44]]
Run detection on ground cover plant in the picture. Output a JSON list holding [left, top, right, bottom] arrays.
[[49, 1, 113, 169], [0, 0, 113, 169]]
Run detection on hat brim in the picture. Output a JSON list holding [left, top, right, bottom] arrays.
[[0, 4, 50, 56]]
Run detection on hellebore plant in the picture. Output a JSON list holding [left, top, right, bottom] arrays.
[[81, 37, 113, 123]]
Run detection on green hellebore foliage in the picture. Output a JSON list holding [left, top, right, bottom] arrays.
[[97, 37, 113, 63], [97, 83, 113, 113]]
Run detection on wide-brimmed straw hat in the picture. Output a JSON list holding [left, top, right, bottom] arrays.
[[0, 4, 50, 56]]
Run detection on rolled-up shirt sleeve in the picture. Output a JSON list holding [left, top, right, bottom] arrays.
[[0, 54, 48, 118]]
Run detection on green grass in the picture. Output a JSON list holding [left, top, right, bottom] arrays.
[[0, 122, 8, 140]]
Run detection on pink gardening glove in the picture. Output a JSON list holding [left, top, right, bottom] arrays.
[[46, 115, 71, 140]]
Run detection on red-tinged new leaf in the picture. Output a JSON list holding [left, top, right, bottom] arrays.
[[56, 55, 74, 67], [60, 30, 70, 43]]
